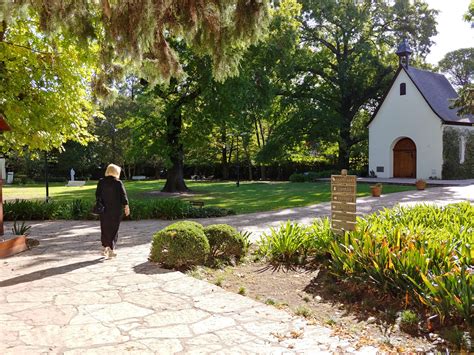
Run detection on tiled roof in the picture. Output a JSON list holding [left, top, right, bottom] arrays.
[[405, 67, 474, 125]]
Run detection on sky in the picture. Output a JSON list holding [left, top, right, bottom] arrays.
[[425, 0, 473, 65]]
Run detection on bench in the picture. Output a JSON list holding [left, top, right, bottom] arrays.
[[132, 175, 147, 180], [188, 200, 204, 208]]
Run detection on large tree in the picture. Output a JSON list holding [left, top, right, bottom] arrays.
[[261, 0, 438, 169], [1, 1, 270, 94], [439, 48, 474, 88], [0, 16, 96, 152]]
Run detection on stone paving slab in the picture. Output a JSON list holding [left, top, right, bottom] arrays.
[[0, 185, 472, 353]]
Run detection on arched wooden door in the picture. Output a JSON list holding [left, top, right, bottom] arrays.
[[393, 138, 416, 178]]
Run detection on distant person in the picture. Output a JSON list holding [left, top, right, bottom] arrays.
[[95, 164, 130, 259]]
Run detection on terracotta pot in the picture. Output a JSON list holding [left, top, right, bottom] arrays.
[[370, 185, 382, 197], [0, 235, 28, 258], [416, 180, 426, 190]]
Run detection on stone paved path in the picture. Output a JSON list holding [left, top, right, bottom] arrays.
[[1, 185, 472, 354]]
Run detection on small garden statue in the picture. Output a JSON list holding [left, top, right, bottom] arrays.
[[70, 168, 75, 182]]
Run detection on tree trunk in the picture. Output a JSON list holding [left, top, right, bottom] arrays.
[[260, 165, 266, 180], [337, 116, 352, 170], [162, 111, 189, 192], [221, 127, 229, 180]]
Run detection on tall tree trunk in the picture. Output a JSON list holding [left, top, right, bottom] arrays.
[[221, 127, 229, 180], [243, 140, 252, 181], [260, 165, 266, 180], [337, 115, 352, 170], [162, 111, 188, 192]]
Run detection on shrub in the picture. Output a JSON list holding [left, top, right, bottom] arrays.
[[150, 221, 210, 268], [187, 206, 236, 218], [329, 202, 473, 326], [289, 173, 306, 183], [204, 224, 246, 260], [289, 170, 339, 183], [4, 199, 62, 220], [70, 199, 93, 220], [165, 220, 204, 231], [4, 198, 234, 221], [256, 221, 310, 264]]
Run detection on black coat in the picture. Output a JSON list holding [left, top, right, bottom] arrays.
[[95, 176, 129, 248]]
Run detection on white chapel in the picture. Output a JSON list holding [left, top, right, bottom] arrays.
[[368, 40, 474, 180]]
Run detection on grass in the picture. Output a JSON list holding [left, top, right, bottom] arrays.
[[3, 180, 415, 214]]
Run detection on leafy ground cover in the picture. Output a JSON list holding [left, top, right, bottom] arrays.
[[189, 203, 473, 352], [3, 180, 414, 214]]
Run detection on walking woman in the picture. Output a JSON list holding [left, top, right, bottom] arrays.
[[95, 164, 130, 259]]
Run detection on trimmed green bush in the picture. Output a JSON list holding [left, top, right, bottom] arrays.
[[204, 224, 246, 259], [289, 170, 340, 183], [289, 173, 306, 183], [165, 221, 204, 231], [150, 221, 209, 268]]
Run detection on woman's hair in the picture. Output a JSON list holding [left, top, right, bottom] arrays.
[[105, 164, 121, 179]]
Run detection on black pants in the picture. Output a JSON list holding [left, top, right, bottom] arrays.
[[100, 213, 121, 249]]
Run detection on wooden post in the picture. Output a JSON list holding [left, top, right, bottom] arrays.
[[331, 169, 357, 234]]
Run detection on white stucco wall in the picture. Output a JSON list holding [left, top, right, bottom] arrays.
[[368, 69, 444, 179]]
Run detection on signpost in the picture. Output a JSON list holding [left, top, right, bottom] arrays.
[[331, 169, 357, 234], [0, 113, 12, 236]]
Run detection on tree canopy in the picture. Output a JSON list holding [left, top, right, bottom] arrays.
[[0, 16, 96, 152], [1, 0, 270, 94], [439, 48, 474, 88], [259, 0, 438, 169]]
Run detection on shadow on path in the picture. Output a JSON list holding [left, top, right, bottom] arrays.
[[0, 258, 103, 287], [133, 261, 175, 275]]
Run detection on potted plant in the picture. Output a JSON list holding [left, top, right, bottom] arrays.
[[415, 179, 426, 190], [0, 221, 30, 258], [370, 183, 382, 197]]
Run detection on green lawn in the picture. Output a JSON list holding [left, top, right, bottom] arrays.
[[3, 180, 415, 214]]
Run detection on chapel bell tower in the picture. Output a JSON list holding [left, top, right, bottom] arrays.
[[396, 38, 412, 68]]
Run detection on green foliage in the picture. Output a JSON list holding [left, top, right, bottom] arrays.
[[305, 218, 335, 257], [12, 221, 31, 236], [257, 218, 335, 264], [329, 203, 473, 325], [204, 224, 246, 260], [438, 48, 474, 88], [257, 221, 309, 264], [295, 305, 312, 318], [399, 309, 419, 334], [165, 221, 204, 232], [4, 200, 64, 220], [261, 0, 438, 168], [129, 199, 191, 220], [442, 127, 474, 179], [289, 170, 339, 182], [0, 16, 96, 153], [289, 173, 306, 183], [3, 198, 233, 221], [451, 85, 474, 117], [4, 0, 270, 88], [186, 206, 236, 218], [71, 199, 91, 220], [150, 221, 210, 268], [238, 286, 246, 295]]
